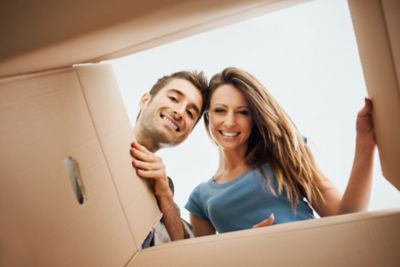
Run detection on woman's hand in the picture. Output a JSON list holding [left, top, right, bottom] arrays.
[[356, 98, 376, 148], [252, 214, 275, 228], [130, 142, 173, 198]]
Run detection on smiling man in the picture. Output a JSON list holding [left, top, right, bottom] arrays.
[[130, 71, 208, 247]]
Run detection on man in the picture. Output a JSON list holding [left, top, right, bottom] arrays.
[[129, 70, 208, 246]]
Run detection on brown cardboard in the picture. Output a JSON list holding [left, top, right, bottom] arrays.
[[129, 209, 400, 267], [0, 0, 307, 78], [348, 0, 400, 190], [74, 64, 162, 248], [0, 66, 141, 266]]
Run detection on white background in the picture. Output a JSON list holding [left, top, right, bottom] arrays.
[[111, 0, 399, 221]]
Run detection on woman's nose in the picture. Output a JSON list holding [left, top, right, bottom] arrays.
[[223, 112, 235, 127]]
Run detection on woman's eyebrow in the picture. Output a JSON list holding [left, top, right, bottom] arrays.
[[212, 103, 249, 109]]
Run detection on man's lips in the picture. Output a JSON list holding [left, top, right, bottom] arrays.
[[161, 113, 180, 132]]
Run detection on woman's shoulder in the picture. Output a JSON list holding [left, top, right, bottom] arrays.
[[191, 179, 213, 193]]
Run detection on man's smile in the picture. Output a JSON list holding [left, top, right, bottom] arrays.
[[161, 113, 180, 132]]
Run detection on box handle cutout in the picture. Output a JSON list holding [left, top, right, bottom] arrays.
[[64, 156, 86, 205]]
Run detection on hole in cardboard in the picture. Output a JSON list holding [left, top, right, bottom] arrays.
[[63, 156, 87, 205]]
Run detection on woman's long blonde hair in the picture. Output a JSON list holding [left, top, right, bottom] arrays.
[[205, 67, 324, 207]]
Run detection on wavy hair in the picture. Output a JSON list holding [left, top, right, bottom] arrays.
[[204, 67, 324, 207]]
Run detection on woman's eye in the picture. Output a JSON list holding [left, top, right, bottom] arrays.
[[214, 108, 225, 113], [239, 110, 250, 115]]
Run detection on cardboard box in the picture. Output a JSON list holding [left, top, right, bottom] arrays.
[[129, 209, 400, 267], [348, 0, 400, 190], [0, 0, 399, 266], [0, 0, 307, 78], [0, 65, 161, 266]]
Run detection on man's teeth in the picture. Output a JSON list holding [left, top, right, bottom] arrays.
[[163, 116, 178, 131], [221, 131, 239, 137]]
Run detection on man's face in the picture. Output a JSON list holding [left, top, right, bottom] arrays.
[[139, 78, 203, 147]]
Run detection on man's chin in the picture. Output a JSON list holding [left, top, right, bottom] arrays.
[[158, 136, 186, 148], [156, 129, 186, 146]]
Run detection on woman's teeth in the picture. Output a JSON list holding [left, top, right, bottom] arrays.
[[221, 131, 239, 137]]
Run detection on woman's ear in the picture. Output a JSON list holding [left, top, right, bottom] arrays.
[[139, 93, 152, 109]]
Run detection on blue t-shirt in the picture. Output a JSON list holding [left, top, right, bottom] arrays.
[[185, 165, 314, 233]]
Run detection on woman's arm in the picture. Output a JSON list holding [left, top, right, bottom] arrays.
[[337, 98, 376, 214], [190, 214, 216, 237], [312, 98, 376, 216]]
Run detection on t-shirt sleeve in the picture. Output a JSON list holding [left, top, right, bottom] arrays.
[[185, 184, 208, 220]]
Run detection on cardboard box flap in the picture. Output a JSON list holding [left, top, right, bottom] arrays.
[[74, 63, 162, 249], [0, 0, 306, 78], [129, 209, 400, 267], [348, 0, 400, 190], [0, 67, 136, 266]]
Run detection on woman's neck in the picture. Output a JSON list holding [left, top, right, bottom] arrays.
[[214, 147, 250, 183]]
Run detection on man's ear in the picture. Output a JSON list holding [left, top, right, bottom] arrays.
[[139, 93, 152, 109]]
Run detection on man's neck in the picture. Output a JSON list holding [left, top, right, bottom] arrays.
[[133, 126, 159, 152]]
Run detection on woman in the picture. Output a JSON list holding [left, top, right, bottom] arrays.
[[185, 67, 376, 236]]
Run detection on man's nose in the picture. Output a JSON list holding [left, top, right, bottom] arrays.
[[172, 104, 185, 118]]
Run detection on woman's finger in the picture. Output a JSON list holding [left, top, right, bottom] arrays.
[[252, 214, 275, 228]]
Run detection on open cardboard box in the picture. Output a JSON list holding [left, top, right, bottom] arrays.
[[0, 0, 399, 266]]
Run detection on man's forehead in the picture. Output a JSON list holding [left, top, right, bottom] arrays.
[[160, 79, 203, 106]]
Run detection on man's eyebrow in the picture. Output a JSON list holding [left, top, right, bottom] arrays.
[[169, 89, 201, 116], [168, 89, 184, 96]]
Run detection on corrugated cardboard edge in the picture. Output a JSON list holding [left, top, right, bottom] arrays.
[[128, 209, 400, 267], [0, 0, 308, 78], [96, 0, 309, 63]]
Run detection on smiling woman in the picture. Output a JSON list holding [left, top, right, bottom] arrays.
[[206, 84, 253, 154], [184, 66, 376, 236], [112, 0, 400, 223]]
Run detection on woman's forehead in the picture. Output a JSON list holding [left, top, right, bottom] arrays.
[[211, 84, 248, 106]]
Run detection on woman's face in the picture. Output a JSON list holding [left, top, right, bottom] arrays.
[[207, 84, 253, 153]]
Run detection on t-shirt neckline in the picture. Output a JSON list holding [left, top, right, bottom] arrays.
[[209, 168, 255, 188]]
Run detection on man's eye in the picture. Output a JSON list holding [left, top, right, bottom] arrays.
[[186, 110, 194, 119], [168, 96, 178, 102]]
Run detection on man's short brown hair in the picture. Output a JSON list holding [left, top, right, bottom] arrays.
[[149, 71, 208, 116], [137, 70, 208, 123]]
